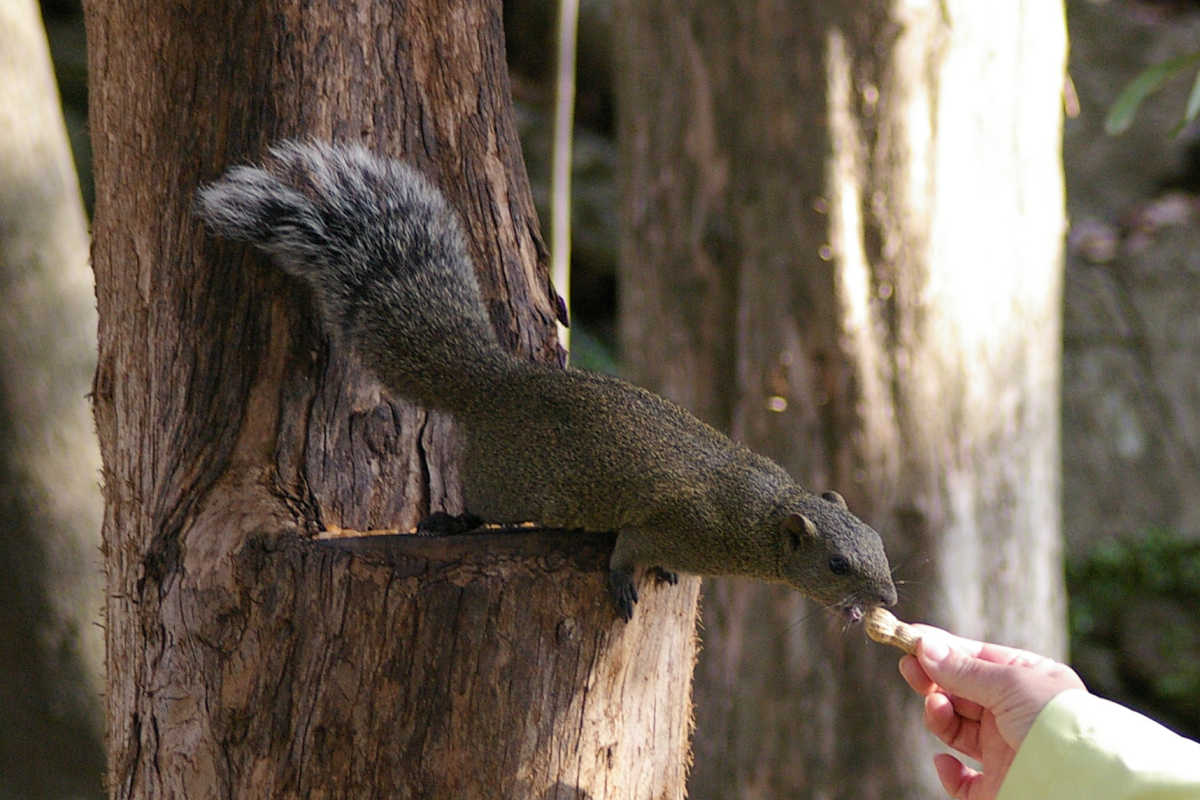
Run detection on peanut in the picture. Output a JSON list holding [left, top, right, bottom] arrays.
[[864, 607, 920, 655]]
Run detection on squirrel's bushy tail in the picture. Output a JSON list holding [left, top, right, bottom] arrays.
[[197, 140, 511, 411]]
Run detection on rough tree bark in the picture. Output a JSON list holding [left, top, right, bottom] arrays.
[[86, 1, 697, 797], [616, 3, 1067, 798], [0, 1, 104, 796]]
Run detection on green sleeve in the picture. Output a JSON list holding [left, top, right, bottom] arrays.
[[997, 688, 1200, 800]]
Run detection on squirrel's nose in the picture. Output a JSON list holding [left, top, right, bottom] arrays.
[[879, 582, 898, 607]]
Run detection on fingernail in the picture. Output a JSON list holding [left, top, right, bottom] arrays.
[[920, 634, 949, 663]]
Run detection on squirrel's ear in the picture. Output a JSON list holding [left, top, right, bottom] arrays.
[[821, 491, 848, 509], [783, 513, 818, 548]]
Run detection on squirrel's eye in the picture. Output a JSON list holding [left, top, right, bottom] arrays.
[[829, 555, 851, 575]]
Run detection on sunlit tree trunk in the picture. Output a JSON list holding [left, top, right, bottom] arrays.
[[86, 0, 696, 796], [0, 1, 104, 796], [616, 2, 1067, 797]]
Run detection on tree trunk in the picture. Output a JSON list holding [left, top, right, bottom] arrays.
[[86, 1, 697, 797], [0, 1, 104, 796], [615, 3, 1067, 798]]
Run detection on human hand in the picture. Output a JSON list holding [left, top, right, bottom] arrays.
[[898, 627, 1085, 800]]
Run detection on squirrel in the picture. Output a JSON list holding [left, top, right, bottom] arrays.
[[196, 140, 898, 621]]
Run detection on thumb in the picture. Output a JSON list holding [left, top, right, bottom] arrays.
[[917, 632, 1011, 709]]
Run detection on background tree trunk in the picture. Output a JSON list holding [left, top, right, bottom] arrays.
[[615, 3, 1067, 798], [0, 1, 104, 796], [86, 1, 696, 797]]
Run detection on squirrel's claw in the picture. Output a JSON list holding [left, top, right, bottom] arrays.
[[649, 566, 678, 585], [607, 569, 638, 621], [415, 511, 483, 536]]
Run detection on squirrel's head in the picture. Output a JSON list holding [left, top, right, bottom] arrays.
[[775, 489, 897, 620]]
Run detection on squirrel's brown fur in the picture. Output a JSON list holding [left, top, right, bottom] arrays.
[[197, 140, 898, 620]]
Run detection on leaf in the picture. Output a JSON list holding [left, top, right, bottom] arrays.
[[1105, 51, 1200, 135], [1168, 68, 1200, 138], [1185, 67, 1200, 125]]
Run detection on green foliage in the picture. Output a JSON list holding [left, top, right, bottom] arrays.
[[1106, 52, 1200, 135], [567, 323, 621, 376], [1067, 529, 1200, 735]]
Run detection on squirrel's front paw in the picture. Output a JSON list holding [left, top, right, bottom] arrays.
[[416, 511, 483, 536], [648, 566, 678, 585], [607, 569, 638, 621]]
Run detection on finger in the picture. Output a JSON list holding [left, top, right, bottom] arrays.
[[899, 654, 936, 694], [947, 692, 985, 723], [925, 692, 983, 761], [908, 624, 1048, 668], [972, 641, 1055, 668], [932, 753, 981, 800], [900, 656, 988, 722], [917, 633, 1026, 710]]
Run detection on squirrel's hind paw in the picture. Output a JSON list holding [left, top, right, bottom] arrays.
[[607, 569, 638, 622]]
